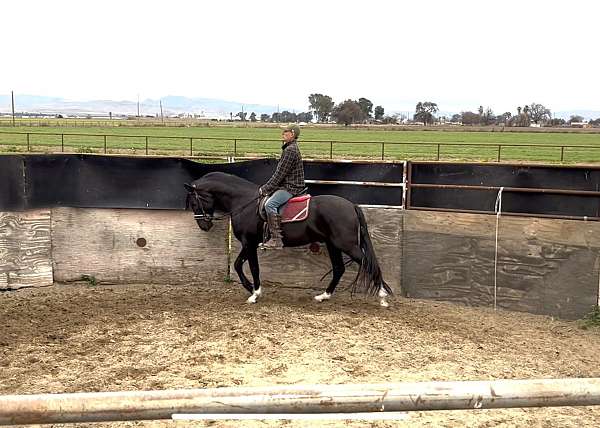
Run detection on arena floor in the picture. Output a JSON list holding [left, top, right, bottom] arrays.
[[2, 281, 600, 427]]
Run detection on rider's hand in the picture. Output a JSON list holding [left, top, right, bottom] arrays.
[[258, 186, 265, 197]]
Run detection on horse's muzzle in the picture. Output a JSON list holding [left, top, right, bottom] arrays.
[[196, 219, 213, 231]]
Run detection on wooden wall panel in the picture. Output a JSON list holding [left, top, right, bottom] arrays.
[[232, 208, 403, 297], [51, 208, 228, 285], [0, 210, 53, 289], [402, 210, 600, 319]]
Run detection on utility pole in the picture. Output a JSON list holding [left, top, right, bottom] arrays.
[[137, 94, 140, 117], [11, 91, 15, 126], [160, 100, 164, 123]]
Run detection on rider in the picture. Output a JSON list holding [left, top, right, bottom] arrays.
[[258, 123, 305, 249]]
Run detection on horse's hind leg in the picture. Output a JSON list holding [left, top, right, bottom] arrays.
[[245, 244, 262, 304], [315, 242, 345, 303], [343, 245, 390, 308]]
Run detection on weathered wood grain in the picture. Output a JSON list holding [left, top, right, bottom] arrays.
[[0, 210, 53, 289], [51, 208, 229, 285], [232, 208, 404, 297], [402, 210, 600, 319]]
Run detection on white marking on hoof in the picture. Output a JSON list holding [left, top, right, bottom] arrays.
[[378, 287, 390, 307], [246, 288, 261, 304], [314, 292, 331, 302]]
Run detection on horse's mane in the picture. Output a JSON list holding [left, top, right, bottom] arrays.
[[192, 171, 258, 190]]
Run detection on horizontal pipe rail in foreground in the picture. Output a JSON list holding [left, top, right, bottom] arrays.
[[1, 378, 600, 425]]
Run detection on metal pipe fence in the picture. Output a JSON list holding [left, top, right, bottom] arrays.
[[1, 130, 600, 162]]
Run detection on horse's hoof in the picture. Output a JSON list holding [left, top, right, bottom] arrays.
[[380, 299, 390, 308], [314, 292, 331, 302], [247, 295, 258, 304]]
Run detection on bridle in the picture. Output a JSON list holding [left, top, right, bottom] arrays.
[[190, 191, 261, 222]]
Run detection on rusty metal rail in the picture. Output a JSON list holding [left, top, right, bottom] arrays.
[[1, 378, 600, 425], [411, 183, 600, 197]]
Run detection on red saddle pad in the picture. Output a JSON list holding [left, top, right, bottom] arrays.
[[281, 195, 311, 223]]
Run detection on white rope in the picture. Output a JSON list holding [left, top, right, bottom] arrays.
[[493, 187, 504, 310]]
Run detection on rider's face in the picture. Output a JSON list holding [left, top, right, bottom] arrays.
[[282, 130, 294, 143]]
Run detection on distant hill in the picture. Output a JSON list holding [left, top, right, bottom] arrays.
[[0, 94, 288, 118]]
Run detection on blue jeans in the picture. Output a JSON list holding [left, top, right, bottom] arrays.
[[265, 189, 293, 215]]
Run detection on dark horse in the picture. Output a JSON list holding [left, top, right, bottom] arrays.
[[184, 172, 392, 306]]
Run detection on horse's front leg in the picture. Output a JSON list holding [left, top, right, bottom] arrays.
[[245, 244, 262, 304], [233, 247, 253, 294]]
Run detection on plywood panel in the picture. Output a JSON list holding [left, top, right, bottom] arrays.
[[402, 210, 600, 319], [232, 208, 403, 296], [51, 208, 229, 285], [0, 210, 53, 289]]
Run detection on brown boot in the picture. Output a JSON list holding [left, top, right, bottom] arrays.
[[261, 213, 284, 250]]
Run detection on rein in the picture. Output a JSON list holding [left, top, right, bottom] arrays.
[[193, 193, 261, 222]]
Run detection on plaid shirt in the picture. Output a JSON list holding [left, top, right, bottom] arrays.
[[260, 140, 305, 195]]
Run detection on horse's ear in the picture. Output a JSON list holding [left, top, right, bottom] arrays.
[[184, 183, 195, 192]]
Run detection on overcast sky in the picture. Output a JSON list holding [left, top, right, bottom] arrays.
[[3, 0, 599, 114]]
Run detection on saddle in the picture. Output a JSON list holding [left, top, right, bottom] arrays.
[[259, 194, 311, 223]]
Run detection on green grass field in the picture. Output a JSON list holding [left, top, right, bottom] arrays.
[[1, 125, 600, 163]]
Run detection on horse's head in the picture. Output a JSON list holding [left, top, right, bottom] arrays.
[[184, 182, 215, 231]]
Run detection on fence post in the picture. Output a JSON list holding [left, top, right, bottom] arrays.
[[381, 142, 385, 160], [436, 144, 440, 161], [190, 138, 193, 156], [330, 141, 333, 159], [560, 146, 565, 162], [145, 136, 149, 155], [27, 133, 30, 152], [61, 134, 64, 152], [104, 135, 107, 154], [497, 145, 501, 162], [234, 139, 237, 156]]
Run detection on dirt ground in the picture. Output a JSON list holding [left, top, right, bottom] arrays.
[[2, 281, 600, 428]]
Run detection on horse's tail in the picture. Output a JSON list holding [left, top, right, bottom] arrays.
[[351, 205, 393, 296]]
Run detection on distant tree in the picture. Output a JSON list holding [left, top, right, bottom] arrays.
[[450, 113, 462, 123], [331, 99, 366, 126], [497, 112, 512, 125], [249, 112, 257, 122], [260, 113, 270, 122], [569, 115, 584, 124], [528, 103, 551, 124], [478, 105, 484, 118], [414, 101, 438, 125], [271, 112, 281, 123], [461, 111, 480, 126], [308, 93, 335, 123], [549, 118, 566, 126], [481, 108, 495, 125], [297, 111, 314, 123], [358, 97, 373, 119], [235, 111, 247, 121], [517, 106, 522, 116], [374, 105, 385, 120], [512, 112, 531, 127], [279, 111, 297, 123], [589, 118, 600, 127]]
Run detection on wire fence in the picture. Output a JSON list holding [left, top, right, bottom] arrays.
[[1, 130, 600, 163]]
